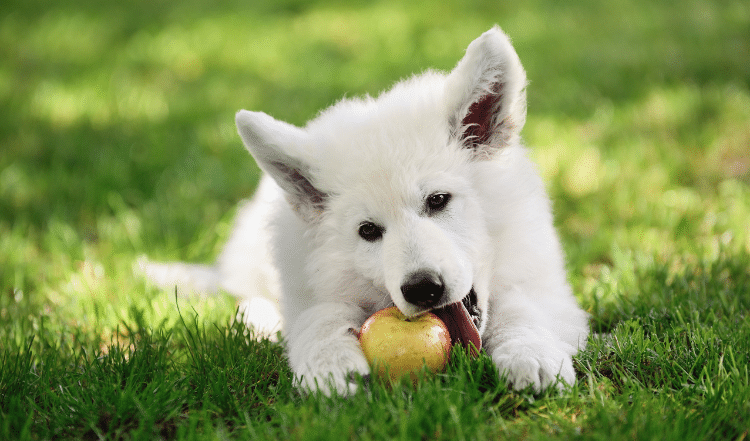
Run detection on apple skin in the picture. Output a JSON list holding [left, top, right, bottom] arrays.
[[358, 306, 451, 384]]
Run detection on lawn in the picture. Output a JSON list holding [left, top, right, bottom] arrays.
[[1, 0, 749, 439]]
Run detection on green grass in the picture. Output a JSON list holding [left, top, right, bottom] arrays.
[[1, 0, 749, 439]]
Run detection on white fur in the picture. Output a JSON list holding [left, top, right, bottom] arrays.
[[140, 27, 589, 395]]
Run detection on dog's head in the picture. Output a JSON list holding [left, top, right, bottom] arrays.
[[235, 27, 527, 341]]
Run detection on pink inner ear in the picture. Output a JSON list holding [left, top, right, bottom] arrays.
[[461, 86, 502, 147]]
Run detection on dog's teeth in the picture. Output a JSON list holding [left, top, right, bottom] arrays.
[[460, 292, 481, 328]]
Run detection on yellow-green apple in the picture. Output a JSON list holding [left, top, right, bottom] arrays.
[[358, 306, 451, 384]]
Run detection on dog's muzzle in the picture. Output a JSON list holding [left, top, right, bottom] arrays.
[[400, 272, 482, 354]]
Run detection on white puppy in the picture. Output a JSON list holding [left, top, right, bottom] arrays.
[[141, 26, 589, 395]]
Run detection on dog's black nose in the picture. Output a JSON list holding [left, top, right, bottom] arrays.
[[401, 271, 444, 308]]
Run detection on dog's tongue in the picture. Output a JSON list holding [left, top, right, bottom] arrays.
[[433, 301, 481, 357]]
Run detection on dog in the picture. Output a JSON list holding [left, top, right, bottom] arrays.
[[140, 26, 589, 396]]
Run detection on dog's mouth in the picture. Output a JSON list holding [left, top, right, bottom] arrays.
[[431, 289, 482, 355]]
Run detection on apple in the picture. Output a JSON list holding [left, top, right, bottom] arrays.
[[358, 306, 451, 384]]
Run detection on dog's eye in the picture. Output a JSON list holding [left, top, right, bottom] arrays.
[[426, 193, 451, 214], [358, 221, 384, 242]]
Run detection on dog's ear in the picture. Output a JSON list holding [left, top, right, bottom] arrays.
[[445, 26, 527, 158], [236, 110, 326, 221]]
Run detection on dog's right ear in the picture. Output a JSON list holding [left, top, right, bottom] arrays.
[[445, 26, 527, 158], [236, 110, 326, 221]]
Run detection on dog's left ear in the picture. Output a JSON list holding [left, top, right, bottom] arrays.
[[236, 110, 327, 222], [445, 26, 527, 158]]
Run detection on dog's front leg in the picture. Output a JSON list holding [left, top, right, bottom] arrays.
[[286, 301, 371, 396], [482, 286, 579, 392]]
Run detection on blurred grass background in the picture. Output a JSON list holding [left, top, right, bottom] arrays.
[[1, 0, 749, 332]]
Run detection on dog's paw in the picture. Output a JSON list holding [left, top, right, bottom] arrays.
[[491, 337, 576, 393], [290, 332, 371, 397]]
